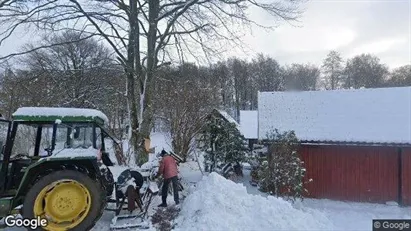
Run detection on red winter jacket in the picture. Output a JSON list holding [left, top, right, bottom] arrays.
[[158, 155, 178, 179]]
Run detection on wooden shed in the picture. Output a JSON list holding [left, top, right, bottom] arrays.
[[257, 87, 411, 205]]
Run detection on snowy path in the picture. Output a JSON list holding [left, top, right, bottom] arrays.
[[298, 199, 411, 231], [239, 169, 411, 231]]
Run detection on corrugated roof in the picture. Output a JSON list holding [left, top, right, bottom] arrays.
[[258, 87, 411, 144]]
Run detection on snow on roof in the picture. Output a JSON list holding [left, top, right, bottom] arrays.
[[216, 109, 240, 129], [240, 110, 258, 139], [258, 87, 411, 144], [13, 107, 109, 124]]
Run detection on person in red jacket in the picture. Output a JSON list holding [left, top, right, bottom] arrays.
[[156, 150, 179, 207]]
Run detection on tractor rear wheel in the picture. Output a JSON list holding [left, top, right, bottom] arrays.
[[22, 170, 105, 231]]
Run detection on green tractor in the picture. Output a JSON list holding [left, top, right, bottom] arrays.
[[0, 107, 117, 231]]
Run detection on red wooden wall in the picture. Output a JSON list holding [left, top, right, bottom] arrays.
[[401, 148, 411, 205], [300, 145, 401, 204]]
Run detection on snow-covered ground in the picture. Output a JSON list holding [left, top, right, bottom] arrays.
[[150, 132, 173, 153], [3, 133, 411, 230], [239, 169, 411, 231], [4, 159, 410, 231], [174, 172, 334, 231], [174, 163, 411, 231], [297, 199, 411, 231]]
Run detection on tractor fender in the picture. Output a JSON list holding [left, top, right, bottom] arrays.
[[13, 157, 102, 207]]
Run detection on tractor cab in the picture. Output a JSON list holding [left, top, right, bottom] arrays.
[[0, 107, 116, 230]]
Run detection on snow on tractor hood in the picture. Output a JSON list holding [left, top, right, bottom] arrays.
[[47, 147, 100, 159], [13, 107, 109, 124]]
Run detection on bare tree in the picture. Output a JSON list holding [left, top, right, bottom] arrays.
[[343, 54, 388, 89], [228, 58, 249, 121], [20, 32, 114, 108], [386, 65, 411, 87], [283, 63, 319, 91], [154, 63, 219, 161], [0, 0, 303, 165], [0, 67, 22, 118], [321, 50, 344, 90]]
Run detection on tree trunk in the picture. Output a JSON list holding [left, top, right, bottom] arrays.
[[125, 0, 142, 165], [234, 78, 240, 121], [126, 71, 140, 164], [135, 0, 159, 165], [137, 75, 153, 165]]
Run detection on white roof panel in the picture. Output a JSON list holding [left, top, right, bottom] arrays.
[[240, 110, 258, 139], [258, 87, 411, 144]]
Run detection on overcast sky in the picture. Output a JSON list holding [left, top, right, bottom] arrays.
[[0, 0, 410, 69], [227, 0, 411, 69]]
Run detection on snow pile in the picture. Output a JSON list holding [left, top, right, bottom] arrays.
[[239, 110, 258, 139], [13, 107, 109, 124], [174, 173, 334, 231], [258, 87, 411, 144]]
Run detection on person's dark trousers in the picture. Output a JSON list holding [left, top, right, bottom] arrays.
[[162, 176, 179, 205]]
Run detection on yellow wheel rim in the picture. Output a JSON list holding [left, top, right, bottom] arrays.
[[33, 180, 92, 231]]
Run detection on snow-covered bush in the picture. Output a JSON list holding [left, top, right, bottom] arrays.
[[198, 113, 248, 174], [258, 129, 307, 201]]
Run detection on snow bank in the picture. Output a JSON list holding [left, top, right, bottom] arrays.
[[174, 173, 334, 231], [13, 107, 109, 124]]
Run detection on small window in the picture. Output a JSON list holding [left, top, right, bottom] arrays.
[[39, 125, 53, 156], [71, 126, 93, 149], [0, 121, 9, 158], [12, 124, 38, 157], [52, 125, 69, 153], [96, 127, 102, 150]]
